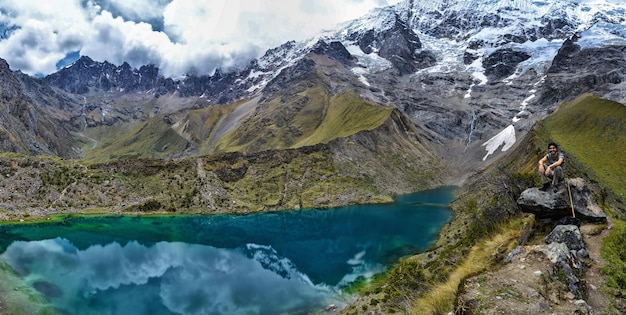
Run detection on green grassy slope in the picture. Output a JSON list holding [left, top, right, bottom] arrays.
[[543, 94, 625, 198], [213, 82, 394, 154], [172, 100, 245, 155], [81, 84, 394, 161], [83, 116, 190, 162], [293, 91, 394, 147]]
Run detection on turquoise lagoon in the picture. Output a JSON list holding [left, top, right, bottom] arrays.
[[0, 186, 456, 315]]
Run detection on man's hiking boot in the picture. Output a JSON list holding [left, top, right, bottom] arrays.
[[553, 182, 564, 192], [539, 183, 550, 191]]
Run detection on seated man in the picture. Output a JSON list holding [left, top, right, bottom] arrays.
[[538, 142, 565, 191]]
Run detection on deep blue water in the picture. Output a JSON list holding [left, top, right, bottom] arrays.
[[0, 186, 456, 315]]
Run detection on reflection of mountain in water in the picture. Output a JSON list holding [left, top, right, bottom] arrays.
[[244, 243, 302, 281], [1, 238, 337, 315]]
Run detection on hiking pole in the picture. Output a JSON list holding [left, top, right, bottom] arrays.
[[566, 177, 575, 218]]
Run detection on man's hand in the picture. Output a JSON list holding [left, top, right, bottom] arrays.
[[544, 166, 551, 176]]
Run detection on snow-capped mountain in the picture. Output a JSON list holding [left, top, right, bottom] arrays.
[[329, 0, 625, 87], [307, 0, 625, 164], [2, 0, 625, 170], [44, 0, 626, 104]]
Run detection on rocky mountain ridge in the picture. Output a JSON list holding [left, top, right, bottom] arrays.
[[0, 0, 618, 171]]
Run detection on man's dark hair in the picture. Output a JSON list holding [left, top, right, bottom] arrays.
[[548, 141, 558, 149]]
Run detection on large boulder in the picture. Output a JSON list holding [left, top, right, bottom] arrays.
[[516, 178, 606, 222]]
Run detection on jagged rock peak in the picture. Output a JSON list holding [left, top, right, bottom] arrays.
[[0, 57, 11, 71], [43, 55, 170, 95], [0, 57, 25, 100], [310, 40, 355, 65], [71, 55, 95, 66]]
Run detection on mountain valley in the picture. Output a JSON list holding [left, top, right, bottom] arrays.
[[0, 0, 625, 313]]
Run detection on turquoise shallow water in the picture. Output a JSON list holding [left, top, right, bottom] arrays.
[[0, 186, 456, 315]]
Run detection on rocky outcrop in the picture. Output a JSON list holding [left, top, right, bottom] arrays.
[[483, 48, 531, 81], [516, 178, 607, 222], [310, 40, 356, 65], [545, 224, 585, 251], [539, 34, 626, 106], [349, 13, 436, 75], [457, 217, 599, 314], [504, 222, 590, 308], [542, 223, 588, 298]]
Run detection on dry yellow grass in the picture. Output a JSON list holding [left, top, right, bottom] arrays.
[[411, 217, 532, 314]]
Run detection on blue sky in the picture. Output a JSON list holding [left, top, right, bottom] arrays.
[[0, 0, 401, 77]]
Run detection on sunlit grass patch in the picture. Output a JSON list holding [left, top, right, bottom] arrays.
[[410, 216, 532, 314], [293, 91, 394, 147]]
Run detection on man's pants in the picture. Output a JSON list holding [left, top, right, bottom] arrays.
[[541, 164, 564, 186]]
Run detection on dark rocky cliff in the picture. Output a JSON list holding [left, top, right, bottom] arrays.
[[0, 60, 77, 157]]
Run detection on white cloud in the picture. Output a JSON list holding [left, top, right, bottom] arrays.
[[0, 0, 90, 74], [81, 11, 173, 69], [101, 0, 169, 23], [0, 0, 402, 77]]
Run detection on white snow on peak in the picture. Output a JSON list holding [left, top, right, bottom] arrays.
[[578, 22, 626, 49], [501, 38, 564, 82], [331, 7, 399, 38], [346, 45, 393, 73], [417, 34, 466, 75], [330, 0, 626, 162], [402, 0, 552, 13], [402, 0, 624, 23]]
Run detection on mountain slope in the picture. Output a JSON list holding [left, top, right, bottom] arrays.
[[213, 88, 395, 154], [0, 0, 623, 185], [83, 116, 192, 161], [341, 94, 626, 314], [0, 105, 445, 218], [0, 60, 79, 157], [0, 0, 621, 177]]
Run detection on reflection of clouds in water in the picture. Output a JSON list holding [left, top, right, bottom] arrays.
[[81, 241, 178, 290], [1, 238, 334, 315], [346, 250, 366, 266]]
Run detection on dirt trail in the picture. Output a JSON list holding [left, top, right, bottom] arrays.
[[458, 221, 614, 314]]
